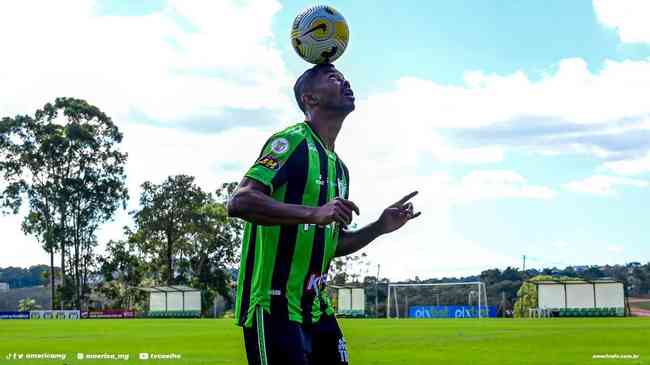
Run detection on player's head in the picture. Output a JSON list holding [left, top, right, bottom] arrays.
[[293, 63, 355, 118]]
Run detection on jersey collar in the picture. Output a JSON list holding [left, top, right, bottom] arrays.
[[303, 121, 337, 157]]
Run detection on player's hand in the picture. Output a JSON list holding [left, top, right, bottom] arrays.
[[312, 197, 360, 227], [378, 191, 421, 234]]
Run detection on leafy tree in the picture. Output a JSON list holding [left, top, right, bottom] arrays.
[[187, 183, 243, 315], [131, 175, 207, 285], [330, 252, 371, 285], [125, 177, 242, 314], [1, 98, 128, 310]]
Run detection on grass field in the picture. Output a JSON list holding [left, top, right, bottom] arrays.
[[1, 318, 649, 365]]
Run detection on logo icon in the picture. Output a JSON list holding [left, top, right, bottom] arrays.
[[306, 273, 327, 294], [257, 154, 280, 170], [270, 138, 289, 154], [17, 354, 23, 360], [77, 353, 84, 360], [139, 353, 149, 360]]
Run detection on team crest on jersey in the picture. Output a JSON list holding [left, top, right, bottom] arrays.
[[270, 138, 289, 154], [257, 154, 280, 170]]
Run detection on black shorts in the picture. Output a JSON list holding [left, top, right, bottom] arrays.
[[243, 306, 349, 365]]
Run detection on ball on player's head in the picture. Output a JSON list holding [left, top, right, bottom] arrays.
[[291, 5, 349, 64]]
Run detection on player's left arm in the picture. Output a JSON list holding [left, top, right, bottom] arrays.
[[335, 191, 421, 257]]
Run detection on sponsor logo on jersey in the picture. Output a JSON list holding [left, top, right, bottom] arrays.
[[257, 154, 280, 170], [269, 289, 282, 296], [306, 273, 327, 293], [270, 138, 289, 154], [315, 175, 325, 185]]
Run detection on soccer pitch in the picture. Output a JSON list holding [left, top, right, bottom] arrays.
[[1, 318, 649, 365]]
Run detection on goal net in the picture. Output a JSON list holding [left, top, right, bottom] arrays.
[[387, 282, 491, 319]]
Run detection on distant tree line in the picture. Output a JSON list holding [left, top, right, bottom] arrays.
[[0, 265, 49, 288]]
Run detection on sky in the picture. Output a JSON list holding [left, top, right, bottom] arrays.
[[1, 0, 650, 280]]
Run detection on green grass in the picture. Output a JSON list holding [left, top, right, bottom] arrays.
[[1, 318, 649, 364]]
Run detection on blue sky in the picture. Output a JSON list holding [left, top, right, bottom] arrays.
[[1, 0, 650, 279]]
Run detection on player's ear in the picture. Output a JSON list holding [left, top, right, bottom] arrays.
[[302, 92, 319, 109]]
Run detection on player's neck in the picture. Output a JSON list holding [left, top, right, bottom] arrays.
[[306, 118, 342, 151]]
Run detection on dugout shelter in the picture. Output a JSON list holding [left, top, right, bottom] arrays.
[[531, 279, 626, 317], [138, 285, 201, 318]]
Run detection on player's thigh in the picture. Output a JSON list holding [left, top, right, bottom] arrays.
[[311, 315, 349, 365], [269, 316, 310, 365], [244, 306, 310, 365]]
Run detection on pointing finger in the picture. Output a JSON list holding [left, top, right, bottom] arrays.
[[392, 191, 418, 208]]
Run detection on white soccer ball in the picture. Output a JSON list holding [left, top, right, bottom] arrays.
[[291, 5, 349, 64]]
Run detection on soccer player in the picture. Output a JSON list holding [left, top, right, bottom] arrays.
[[228, 63, 420, 365]]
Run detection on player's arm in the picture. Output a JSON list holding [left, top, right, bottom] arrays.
[[335, 191, 421, 257], [228, 177, 359, 227], [335, 221, 384, 257]]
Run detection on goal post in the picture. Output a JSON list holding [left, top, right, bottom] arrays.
[[387, 282, 489, 319]]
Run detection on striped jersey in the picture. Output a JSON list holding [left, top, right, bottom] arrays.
[[235, 122, 350, 328]]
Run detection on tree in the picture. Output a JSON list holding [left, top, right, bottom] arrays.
[[187, 182, 243, 314], [330, 253, 371, 285], [131, 175, 207, 285], [0, 98, 128, 310], [127, 177, 242, 314]]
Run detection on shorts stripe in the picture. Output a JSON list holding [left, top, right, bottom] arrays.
[[256, 307, 269, 365]]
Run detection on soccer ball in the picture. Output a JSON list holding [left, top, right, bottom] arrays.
[[291, 5, 349, 64]]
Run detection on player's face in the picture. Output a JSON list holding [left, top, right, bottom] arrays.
[[314, 67, 355, 113]]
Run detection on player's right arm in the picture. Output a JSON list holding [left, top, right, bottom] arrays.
[[227, 132, 357, 226], [228, 177, 357, 226]]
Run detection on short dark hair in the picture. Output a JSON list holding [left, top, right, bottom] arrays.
[[293, 63, 335, 114]]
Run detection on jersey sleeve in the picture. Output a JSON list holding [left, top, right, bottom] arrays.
[[244, 133, 305, 192]]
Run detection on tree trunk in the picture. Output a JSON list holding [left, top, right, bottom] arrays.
[[50, 249, 55, 310], [75, 237, 80, 310], [82, 248, 89, 311], [59, 213, 66, 311], [74, 214, 80, 310], [167, 235, 173, 285], [60, 244, 65, 310]]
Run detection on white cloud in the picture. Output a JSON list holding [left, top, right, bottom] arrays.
[[454, 170, 556, 202], [0, 213, 51, 268], [563, 175, 648, 196], [603, 152, 650, 175], [369, 58, 650, 131], [0, 0, 295, 124], [607, 245, 624, 254], [593, 0, 650, 44]]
